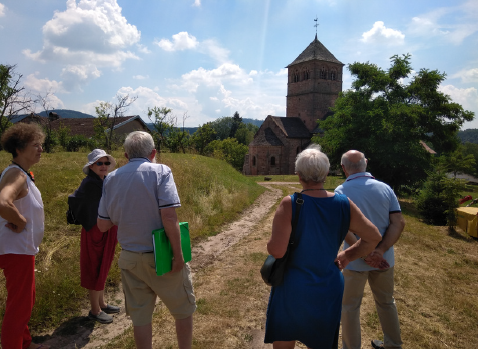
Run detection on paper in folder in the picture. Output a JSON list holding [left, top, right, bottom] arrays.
[[152, 222, 192, 276]]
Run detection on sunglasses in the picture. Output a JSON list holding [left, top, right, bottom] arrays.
[[95, 161, 111, 166]]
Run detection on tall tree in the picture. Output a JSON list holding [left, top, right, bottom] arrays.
[[314, 54, 474, 191], [229, 111, 243, 138], [191, 123, 216, 155], [95, 94, 137, 152], [0, 64, 35, 137], [209, 116, 234, 140]]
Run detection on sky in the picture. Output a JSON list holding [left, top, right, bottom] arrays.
[[0, 0, 477, 129]]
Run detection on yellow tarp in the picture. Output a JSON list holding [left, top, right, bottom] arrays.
[[455, 207, 478, 238]]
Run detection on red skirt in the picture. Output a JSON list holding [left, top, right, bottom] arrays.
[[80, 225, 118, 291]]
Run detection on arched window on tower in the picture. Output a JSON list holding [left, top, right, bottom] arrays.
[[252, 156, 256, 166], [293, 70, 300, 82], [271, 156, 276, 166], [330, 70, 336, 81], [302, 68, 310, 80], [320, 67, 327, 79]]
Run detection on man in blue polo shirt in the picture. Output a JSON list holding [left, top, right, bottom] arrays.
[[97, 131, 196, 349], [335, 150, 405, 349]]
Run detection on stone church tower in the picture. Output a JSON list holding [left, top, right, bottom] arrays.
[[242, 35, 343, 176], [286, 34, 344, 131]]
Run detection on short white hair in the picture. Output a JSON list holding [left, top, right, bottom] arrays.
[[295, 144, 330, 183], [341, 151, 367, 174], [124, 131, 155, 159]]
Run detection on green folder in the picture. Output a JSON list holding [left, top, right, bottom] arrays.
[[152, 222, 192, 276]]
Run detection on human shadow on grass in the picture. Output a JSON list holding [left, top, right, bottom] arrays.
[[33, 315, 96, 348]]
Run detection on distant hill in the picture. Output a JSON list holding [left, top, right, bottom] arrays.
[[11, 109, 95, 123], [242, 118, 263, 127], [458, 129, 478, 144]]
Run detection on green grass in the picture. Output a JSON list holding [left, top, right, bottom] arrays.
[[0, 150, 265, 331]]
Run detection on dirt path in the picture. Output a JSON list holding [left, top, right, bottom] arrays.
[[36, 182, 296, 349]]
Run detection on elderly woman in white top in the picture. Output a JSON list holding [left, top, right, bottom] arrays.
[[0, 123, 50, 349]]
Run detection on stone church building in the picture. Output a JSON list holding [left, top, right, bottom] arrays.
[[242, 35, 344, 175]]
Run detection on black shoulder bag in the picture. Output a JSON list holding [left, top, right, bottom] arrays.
[[260, 192, 304, 287]]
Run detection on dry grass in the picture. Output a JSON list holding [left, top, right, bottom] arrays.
[[0, 150, 264, 332], [103, 187, 478, 349]]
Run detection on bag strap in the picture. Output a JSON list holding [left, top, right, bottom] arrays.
[[288, 192, 303, 246]]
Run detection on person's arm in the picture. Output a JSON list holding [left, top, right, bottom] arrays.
[[267, 196, 293, 258], [160, 207, 185, 273], [0, 169, 28, 233], [364, 212, 405, 267], [97, 217, 114, 232], [335, 199, 382, 270]]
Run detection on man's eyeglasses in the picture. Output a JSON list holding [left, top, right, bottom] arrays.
[[95, 161, 111, 166]]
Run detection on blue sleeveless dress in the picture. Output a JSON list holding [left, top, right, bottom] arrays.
[[265, 193, 350, 348]]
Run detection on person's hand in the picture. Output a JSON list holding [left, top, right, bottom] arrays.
[[335, 251, 350, 271], [5, 221, 26, 233], [169, 256, 185, 273], [364, 250, 390, 269]]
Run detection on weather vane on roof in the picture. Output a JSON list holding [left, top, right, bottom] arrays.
[[314, 16, 319, 36]]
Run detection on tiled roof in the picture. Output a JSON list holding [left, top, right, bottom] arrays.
[[287, 34, 343, 67], [270, 116, 311, 138], [250, 127, 284, 146], [19, 115, 147, 138]]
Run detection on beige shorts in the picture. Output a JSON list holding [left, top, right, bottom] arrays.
[[118, 250, 196, 326]]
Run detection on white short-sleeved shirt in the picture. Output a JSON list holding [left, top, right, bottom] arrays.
[[335, 172, 401, 271], [98, 158, 181, 252]]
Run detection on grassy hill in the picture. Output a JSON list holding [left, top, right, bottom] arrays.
[[0, 151, 265, 330]]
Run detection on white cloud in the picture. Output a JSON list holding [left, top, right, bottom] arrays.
[[136, 44, 151, 54], [192, 0, 200, 7], [439, 84, 478, 123], [180, 63, 253, 92], [60, 64, 102, 91], [360, 21, 405, 45], [0, 3, 6, 17], [23, 0, 141, 83], [154, 31, 230, 64], [133, 75, 149, 80], [408, 1, 478, 45], [451, 68, 478, 83], [155, 32, 198, 51], [24, 73, 65, 94]]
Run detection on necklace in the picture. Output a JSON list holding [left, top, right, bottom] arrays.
[[11, 161, 35, 182], [301, 188, 326, 193]]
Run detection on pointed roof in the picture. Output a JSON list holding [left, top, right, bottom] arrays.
[[287, 34, 343, 67]]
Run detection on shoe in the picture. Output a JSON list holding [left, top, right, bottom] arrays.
[[101, 304, 121, 314], [88, 310, 113, 324], [371, 340, 384, 349]]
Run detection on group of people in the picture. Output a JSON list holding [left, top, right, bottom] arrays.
[[0, 123, 195, 349], [0, 122, 403, 349], [265, 145, 405, 349]]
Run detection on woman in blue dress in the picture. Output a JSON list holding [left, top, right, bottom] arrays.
[[264, 145, 382, 349]]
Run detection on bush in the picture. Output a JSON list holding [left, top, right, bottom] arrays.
[[66, 135, 90, 152], [416, 171, 465, 227]]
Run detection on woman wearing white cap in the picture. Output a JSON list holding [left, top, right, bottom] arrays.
[[68, 149, 119, 324]]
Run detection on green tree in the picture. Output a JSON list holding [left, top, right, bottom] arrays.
[[191, 123, 216, 155], [235, 122, 259, 145], [168, 112, 190, 153], [437, 147, 476, 178], [315, 54, 474, 192], [205, 138, 248, 171], [0, 64, 35, 138], [229, 111, 243, 138], [148, 106, 173, 152], [209, 116, 233, 140], [462, 142, 478, 175], [416, 170, 465, 227]]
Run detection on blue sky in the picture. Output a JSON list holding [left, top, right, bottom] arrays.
[[1, 0, 477, 129]]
